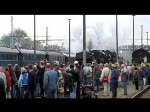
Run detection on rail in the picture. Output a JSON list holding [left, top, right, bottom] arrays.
[[131, 85, 150, 99]]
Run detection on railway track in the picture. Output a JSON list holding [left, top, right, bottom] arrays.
[[131, 85, 150, 99]]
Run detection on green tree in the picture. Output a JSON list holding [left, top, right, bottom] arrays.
[[1, 34, 11, 47], [1, 28, 28, 48], [1, 28, 44, 50]]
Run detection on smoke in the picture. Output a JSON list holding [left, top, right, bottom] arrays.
[[63, 15, 133, 54]]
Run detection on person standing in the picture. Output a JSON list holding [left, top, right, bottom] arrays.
[[120, 64, 129, 95], [133, 67, 139, 90], [43, 63, 58, 99], [2, 67, 11, 98], [0, 67, 7, 99], [93, 63, 101, 95], [27, 64, 37, 99], [37, 61, 45, 97], [110, 64, 118, 98], [100, 63, 111, 96]]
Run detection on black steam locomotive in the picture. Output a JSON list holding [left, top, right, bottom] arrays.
[[76, 50, 118, 65], [132, 48, 150, 64]]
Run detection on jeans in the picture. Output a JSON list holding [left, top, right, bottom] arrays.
[[11, 85, 16, 98], [6, 88, 11, 98], [93, 79, 100, 93], [15, 86, 20, 99], [35, 83, 40, 97], [28, 90, 35, 99], [87, 77, 92, 85], [139, 80, 143, 90], [118, 81, 122, 87], [46, 89, 56, 99], [134, 80, 139, 90], [122, 81, 128, 95], [148, 76, 150, 85], [20, 87, 27, 98], [83, 75, 87, 86], [70, 82, 77, 99], [103, 82, 110, 96], [111, 82, 117, 98]]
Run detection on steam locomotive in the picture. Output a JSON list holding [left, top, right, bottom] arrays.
[[132, 48, 150, 64], [76, 50, 122, 65]]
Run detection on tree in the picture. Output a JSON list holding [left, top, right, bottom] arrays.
[[1, 28, 27, 48], [87, 39, 93, 51], [1, 34, 11, 47], [0, 28, 43, 50]]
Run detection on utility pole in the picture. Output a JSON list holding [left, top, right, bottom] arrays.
[[132, 15, 135, 51], [11, 16, 13, 48], [116, 15, 118, 63], [141, 25, 143, 48], [46, 27, 48, 53], [68, 19, 71, 63], [34, 15, 36, 64], [146, 32, 148, 45], [83, 15, 86, 66]]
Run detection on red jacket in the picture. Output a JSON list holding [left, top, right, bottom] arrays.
[[4, 71, 11, 88]]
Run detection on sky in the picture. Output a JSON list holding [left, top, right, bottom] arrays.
[[0, 15, 150, 53]]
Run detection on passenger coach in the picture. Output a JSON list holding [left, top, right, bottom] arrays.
[[0, 47, 65, 67]]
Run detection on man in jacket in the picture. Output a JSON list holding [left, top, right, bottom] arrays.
[[43, 63, 58, 99], [27, 64, 37, 98]]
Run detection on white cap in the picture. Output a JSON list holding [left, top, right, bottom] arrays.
[[74, 61, 78, 64]]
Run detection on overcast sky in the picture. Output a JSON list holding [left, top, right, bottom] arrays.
[[0, 15, 150, 53]]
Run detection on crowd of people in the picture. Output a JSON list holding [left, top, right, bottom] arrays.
[[0, 59, 150, 99]]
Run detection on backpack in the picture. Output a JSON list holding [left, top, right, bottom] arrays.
[[21, 73, 28, 86], [65, 73, 73, 94], [87, 69, 91, 76], [121, 71, 128, 82]]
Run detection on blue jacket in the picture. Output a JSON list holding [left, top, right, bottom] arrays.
[[43, 70, 58, 93], [146, 68, 150, 76], [18, 73, 28, 88], [110, 68, 118, 83], [139, 69, 145, 80]]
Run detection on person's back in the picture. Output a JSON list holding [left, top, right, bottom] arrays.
[[120, 65, 128, 95], [37, 62, 45, 97], [121, 70, 128, 82], [27, 64, 37, 98], [28, 70, 37, 91], [43, 63, 58, 98], [70, 69, 79, 84], [110, 68, 118, 83], [45, 70, 58, 91]]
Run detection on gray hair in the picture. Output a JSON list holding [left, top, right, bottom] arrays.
[[104, 63, 109, 67]]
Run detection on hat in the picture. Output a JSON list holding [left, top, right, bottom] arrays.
[[92, 61, 95, 64], [74, 61, 78, 64]]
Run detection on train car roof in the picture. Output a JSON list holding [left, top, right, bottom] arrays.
[[0, 47, 18, 53], [20, 49, 45, 55], [0, 47, 65, 56], [47, 51, 64, 56]]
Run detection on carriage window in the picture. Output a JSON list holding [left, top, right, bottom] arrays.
[[0, 54, 2, 60]]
